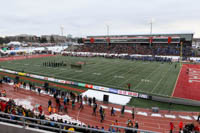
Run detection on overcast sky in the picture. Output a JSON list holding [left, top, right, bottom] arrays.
[[0, 0, 200, 37]]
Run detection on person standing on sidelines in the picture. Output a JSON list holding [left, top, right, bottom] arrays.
[[99, 106, 103, 116], [48, 99, 52, 107], [132, 107, 135, 119], [128, 83, 131, 91], [111, 107, 115, 116], [121, 105, 125, 116], [92, 102, 97, 116], [134, 121, 139, 133], [72, 100, 75, 110], [48, 105, 52, 114], [170, 122, 175, 133], [79, 98, 84, 110], [197, 112, 200, 123], [179, 121, 183, 132]]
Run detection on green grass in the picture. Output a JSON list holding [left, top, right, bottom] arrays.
[[0, 55, 180, 97], [128, 98, 200, 112]]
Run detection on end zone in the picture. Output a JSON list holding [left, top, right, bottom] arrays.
[[173, 64, 200, 101]]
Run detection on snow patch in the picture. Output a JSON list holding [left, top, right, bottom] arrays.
[[137, 112, 147, 116], [151, 113, 162, 117], [193, 116, 198, 120], [14, 99, 34, 110], [179, 115, 192, 120], [47, 114, 85, 125], [0, 97, 9, 101], [125, 110, 132, 113], [164, 115, 176, 119], [101, 105, 108, 109]]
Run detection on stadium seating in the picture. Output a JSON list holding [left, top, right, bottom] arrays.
[[74, 44, 193, 56]]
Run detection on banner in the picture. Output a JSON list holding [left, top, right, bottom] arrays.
[[106, 38, 110, 43], [168, 37, 172, 44], [65, 81, 71, 84], [149, 37, 153, 43], [58, 79, 66, 84], [93, 85, 100, 90], [18, 72, 26, 76], [138, 94, 149, 99], [48, 77, 55, 82], [78, 83, 85, 87], [109, 88, 118, 94], [90, 38, 95, 43], [99, 87, 109, 92], [118, 90, 138, 97], [85, 84, 93, 88]]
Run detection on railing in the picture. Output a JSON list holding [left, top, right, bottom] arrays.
[[110, 125, 159, 133], [0, 112, 159, 133]]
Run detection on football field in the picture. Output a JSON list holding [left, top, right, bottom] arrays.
[[0, 55, 181, 97]]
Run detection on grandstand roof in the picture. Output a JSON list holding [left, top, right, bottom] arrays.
[[88, 33, 194, 42]]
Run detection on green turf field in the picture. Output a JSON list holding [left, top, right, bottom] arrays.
[[0, 55, 180, 97]]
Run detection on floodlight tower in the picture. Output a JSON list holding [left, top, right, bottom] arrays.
[[150, 18, 153, 35], [149, 18, 154, 47], [106, 25, 110, 45], [60, 26, 64, 36], [106, 25, 109, 37]]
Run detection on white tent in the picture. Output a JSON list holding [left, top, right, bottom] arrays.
[[6, 41, 21, 46]]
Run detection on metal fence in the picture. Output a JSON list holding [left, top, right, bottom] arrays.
[[0, 112, 160, 133]]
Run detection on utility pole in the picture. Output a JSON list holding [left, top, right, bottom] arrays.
[[106, 25, 109, 45], [150, 19, 153, 35], [149, 19, 154, 47], [107, 25, 109, 37], [60, 26, 64, 36]]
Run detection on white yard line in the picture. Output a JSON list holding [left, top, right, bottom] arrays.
[[171, 64, 182, 97], [100, 62, 137, 84], [150, 65, 173, 93], [117, 62, 147, 86], [130, 64, 162, 90]]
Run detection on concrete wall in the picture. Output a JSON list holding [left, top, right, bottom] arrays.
[[0, 122, 55, 133]]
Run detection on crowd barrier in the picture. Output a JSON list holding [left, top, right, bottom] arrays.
[[0, 112, 159, 133]]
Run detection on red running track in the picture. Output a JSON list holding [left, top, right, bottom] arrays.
[[173, 64, 200, 101], [0, 54, 54, 62], [0, 83, 199, 133]]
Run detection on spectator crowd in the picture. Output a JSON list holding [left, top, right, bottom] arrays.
[[74, 44, 194, 57]]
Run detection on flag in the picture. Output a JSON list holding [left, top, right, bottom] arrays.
[[168, 37, 172, 44], [90, 38, 95, 43], [149, 37, 153, 43], [106, 37, 110, 43]]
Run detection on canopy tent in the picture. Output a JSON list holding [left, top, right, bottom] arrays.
[[6, 41, 21, 46]]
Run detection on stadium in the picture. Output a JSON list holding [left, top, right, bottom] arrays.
[[0, 31, 200, 133]]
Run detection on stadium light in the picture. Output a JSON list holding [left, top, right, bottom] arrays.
[[149, 18, 155, 47], [149, 18, 155, 35], [106, 25, 110, 45], [60, 25, 64, 36], [106, 25, 109, 37]]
